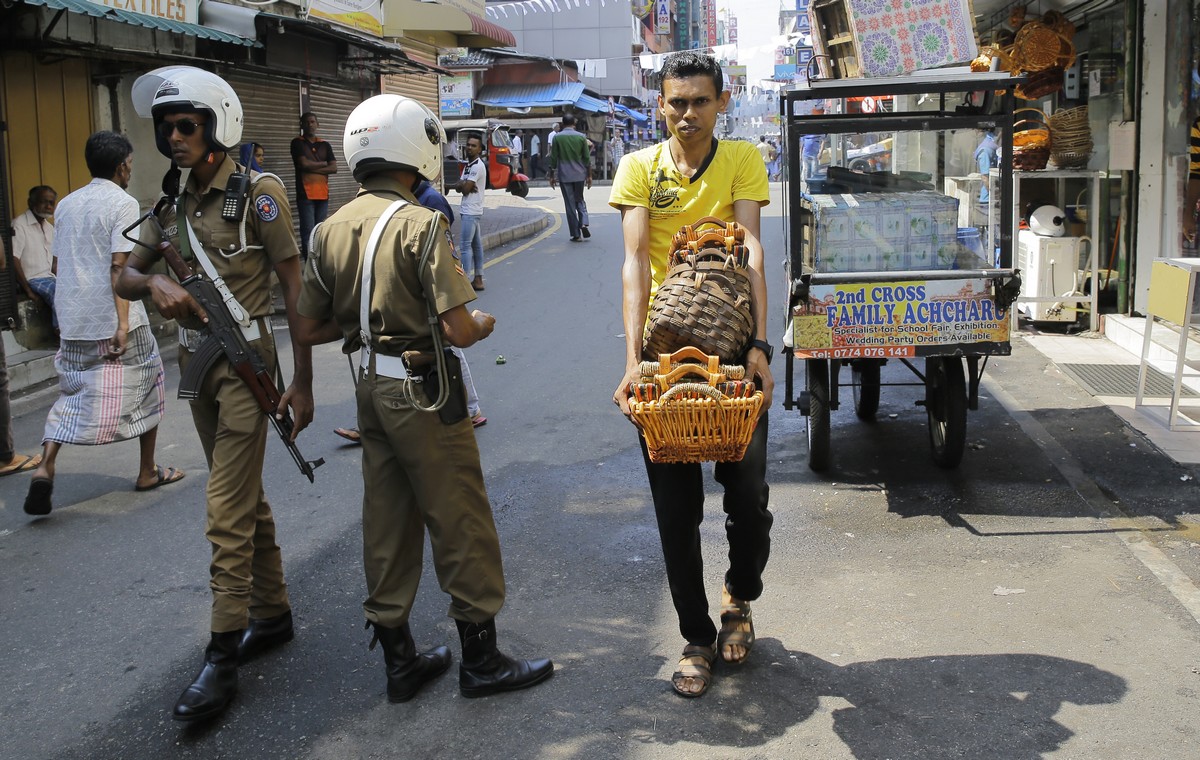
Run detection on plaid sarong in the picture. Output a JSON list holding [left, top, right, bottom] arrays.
[[43, 325, 166, 445]]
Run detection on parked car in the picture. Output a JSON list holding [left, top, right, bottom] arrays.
[[442, 118, 529, 198]]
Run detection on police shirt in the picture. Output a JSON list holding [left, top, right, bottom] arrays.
[[297, 176, 477, 358], [138, 155, 300, 318]]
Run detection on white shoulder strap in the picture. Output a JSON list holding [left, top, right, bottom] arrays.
[[358, 199, 410, 358], [183, 217, 251, 327]]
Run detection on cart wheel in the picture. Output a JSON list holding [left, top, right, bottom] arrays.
[[926, 357, 967, 469], [851, 360, 881, 421], [807, 359, 831, 471]]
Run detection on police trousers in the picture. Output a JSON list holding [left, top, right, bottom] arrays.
[[180, 336, 290, 633], [356, 368, 505, 628], [639, 412, 773, 647]]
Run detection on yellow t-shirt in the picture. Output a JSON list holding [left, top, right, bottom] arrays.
[[608, 139, 769, 300]]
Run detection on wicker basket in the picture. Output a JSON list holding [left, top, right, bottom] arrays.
[[1012, 108, 1051, 149], [1013, 146, 1051, 171], [1016, 66, 1065, 100], [629, 346, 764, 463], [1011, 19, 1076, 73], [644, 217, 755, 363]]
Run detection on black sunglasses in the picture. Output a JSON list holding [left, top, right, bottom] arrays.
[[157, 118, 205, 139]]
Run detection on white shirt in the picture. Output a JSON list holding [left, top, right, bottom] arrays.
[[530, 135, 541, 156], [12, 209, 55, 281], [511, 135, 523, 156], [52, 178, 149, 340], [459, 157, 486, 216]]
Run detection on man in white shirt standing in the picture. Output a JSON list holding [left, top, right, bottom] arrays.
[[23, 131, 184, 517], [12, 185, 58, 318], [455, 133, 488, 291], [529, 132, 542, 178]]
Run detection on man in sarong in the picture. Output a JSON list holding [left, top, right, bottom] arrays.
[[23, 131, 184, 517]]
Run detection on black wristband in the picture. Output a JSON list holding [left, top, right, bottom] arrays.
[[748, 339, 774, 364]]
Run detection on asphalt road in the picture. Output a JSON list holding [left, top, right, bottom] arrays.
[[1, 185, 1199, 759]]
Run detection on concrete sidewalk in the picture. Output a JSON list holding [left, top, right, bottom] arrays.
[[2, 190, 555, 399]]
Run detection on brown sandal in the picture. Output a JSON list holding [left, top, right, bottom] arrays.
[[717, 589, 755, 664], [671, 644, 716, 698]]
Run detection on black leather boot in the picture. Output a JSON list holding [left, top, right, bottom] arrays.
[[172, 631, 241, 722], [371, 621, 452, 703], [456, 619, 554, 698], [237, 610, 294, 662]]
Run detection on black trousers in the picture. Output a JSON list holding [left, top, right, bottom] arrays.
[[639, 413, 773, 647]]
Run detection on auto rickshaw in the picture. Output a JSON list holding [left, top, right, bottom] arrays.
[[442, 118, 529, 198]]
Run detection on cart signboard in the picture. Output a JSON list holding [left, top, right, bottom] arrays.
[[792, 277, 1010, 360]]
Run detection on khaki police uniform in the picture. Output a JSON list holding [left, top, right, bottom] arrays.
[[138, 155, 298, 633], [297, 175, 505, 628]]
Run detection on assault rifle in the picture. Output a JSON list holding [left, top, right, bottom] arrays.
[[122, 207, 324, 482]]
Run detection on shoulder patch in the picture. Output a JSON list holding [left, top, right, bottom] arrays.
[[255, 194, 279, 222], [445, 228, 460, 260]]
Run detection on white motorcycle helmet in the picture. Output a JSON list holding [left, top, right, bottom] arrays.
[[1029, 205, 1068, 237], [132, 66, 243, 159], [344, 95, 444, 183]]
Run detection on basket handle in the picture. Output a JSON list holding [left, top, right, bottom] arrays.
[[657, 363, 726, 389], [1014, 107, 1049, 124], [658, 382, 728, 404]]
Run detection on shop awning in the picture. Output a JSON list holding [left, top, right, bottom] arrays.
[[22, 0, 260, 46], [615, 103, 650, 124], [574, 93, 610, 113], [474, 82, 585, 109], [382, 0, 515, 48]]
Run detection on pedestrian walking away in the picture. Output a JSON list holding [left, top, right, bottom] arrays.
[[118, 66, 314, 724], [548, 114, 593, 241], [23, 130, 183, 518], [293, 94, 552, 703], [609, 51, 775, 699], [455, 133, 488, 291], [291, 112, 338, 260], [12, 184, 59, 321]]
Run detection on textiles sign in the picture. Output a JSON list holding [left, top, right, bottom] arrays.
[[98, 0, 196, 24], [307, 0, 384, 38]]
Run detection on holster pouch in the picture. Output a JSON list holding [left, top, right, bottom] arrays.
[[420, 348, 468, 425]]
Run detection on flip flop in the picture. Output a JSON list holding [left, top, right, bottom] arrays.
[[471, 413, 487, 428], [135, 465, 185, 492], [23, 477, 53, 516], [0, 453, 42, 477], [334, 427, 362, 444], [671, 644, 716, 698]]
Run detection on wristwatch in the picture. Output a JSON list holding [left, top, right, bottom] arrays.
[[748, 339, 774, 364]]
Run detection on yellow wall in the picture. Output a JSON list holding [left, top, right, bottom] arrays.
[[2, 52, 94, 220]]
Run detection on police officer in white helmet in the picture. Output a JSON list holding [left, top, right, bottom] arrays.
[[116, 66, 314, 722], [291, 94, 554, 702]]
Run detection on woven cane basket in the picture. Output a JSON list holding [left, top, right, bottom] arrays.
[[629, 346, 764, 463], [643, 217, 755, 363]]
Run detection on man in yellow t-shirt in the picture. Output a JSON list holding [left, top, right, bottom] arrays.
[[608, 50, 773, 700]]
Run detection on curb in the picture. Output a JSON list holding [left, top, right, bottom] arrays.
[[482, 215, 551, 250]]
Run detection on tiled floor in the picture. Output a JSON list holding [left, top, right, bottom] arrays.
[[1023, 329, 1200, 464]]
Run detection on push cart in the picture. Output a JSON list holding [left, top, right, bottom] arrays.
[[781, 72, 1023, 471]]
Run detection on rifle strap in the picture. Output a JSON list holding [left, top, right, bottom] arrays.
[[179, 194, 252, 329]]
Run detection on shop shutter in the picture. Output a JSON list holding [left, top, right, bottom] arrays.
[[307, 81, 379, 214], [382, 71, 439, 114]]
